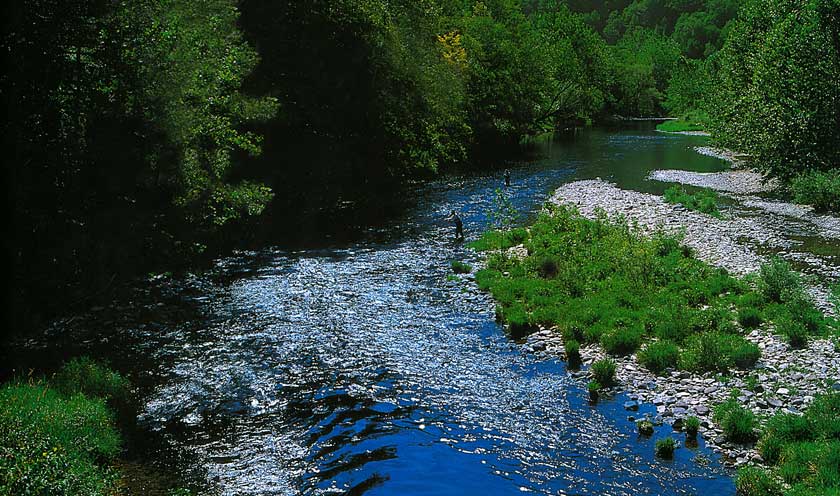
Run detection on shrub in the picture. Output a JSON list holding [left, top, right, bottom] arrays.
[[655, 437, 677, 459], [758, 258, 802, 303], [714, 398, 757, 443], [450, 260, 473, 274], [637, 340, 680, 375], [52, 357, 130, 408], [738, 307, 763, 329], [588, 380, 601, 393], [0, 383, 121, 495], [601, 327, 643, 356], [565, 339, 581, 362], [685, 416, 700, 437], [790, 169, 840, 213], [591, 358, 617, 387], [735, 466, 782, 496]]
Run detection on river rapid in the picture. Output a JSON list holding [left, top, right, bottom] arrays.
[[9, 127, 787, 495]]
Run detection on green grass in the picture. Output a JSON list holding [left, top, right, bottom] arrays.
[[0, 383, 121, 494], [656, 119, 706, 133], [742, 392, 840, 496], [591, 358, 617, 388], [714, 395, 757, 443], [655, 437, 677, 459], [473, 207, 836, 378], [0, 358, 131, 495], [637, 340, 680, 375], [450, 260, 473, 274], [736, 466, 783, 496], [790, 169, 840, 213], [685, 416, 700, 437], [663, 185, 722, 217]]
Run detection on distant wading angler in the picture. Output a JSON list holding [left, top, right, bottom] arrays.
[[504, 169, 511, 187], [448, 210, 464, 241]]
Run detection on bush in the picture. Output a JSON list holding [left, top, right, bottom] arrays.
[[601, 327, 643, 356], [655, 437, 677, 459], [738, 307, 763, 329], [591, 358, 617, 387], [588, 381, 601, 393], [450, 260, 473, 274], [735, 466, 782, 496], [0, 383, 121, 495], [637, 340, 680, 375], [714, 398, 757, 443], [685, 416, 700, 437], [758, 258, 802, 303], [790, 169, 840, 213], [52, 357, 130, 408]]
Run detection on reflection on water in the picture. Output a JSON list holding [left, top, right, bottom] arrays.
[[7, 128, 739, 495]]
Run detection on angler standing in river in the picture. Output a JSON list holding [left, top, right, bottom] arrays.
[[448, 210, 464, 241], [504, 169, 511, 187]]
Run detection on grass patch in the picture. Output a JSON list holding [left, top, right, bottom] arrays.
[[655, 437, 677, 459], [685, 416, 700, 437], [473, 206, 836, 378], [735, 466, 783, 496], [747, 392, 840, 495], [637, 340, 680, 375], [450, 260, 473, 274], [0, 358, 131, 495], [656, 118, 706, 133], [714, 395, 757, 443], [790, 169, 840, 213], [663, 185, 721, 217], [591, 358, 617, 387]]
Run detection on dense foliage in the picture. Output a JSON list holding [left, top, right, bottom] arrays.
[[3, 0, 277, 327], [706, 0, 840, 199]]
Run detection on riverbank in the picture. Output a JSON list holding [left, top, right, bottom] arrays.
[[517, 179, 839, 465]]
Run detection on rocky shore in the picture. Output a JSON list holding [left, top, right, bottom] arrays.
[[512, 178, 840, 467]]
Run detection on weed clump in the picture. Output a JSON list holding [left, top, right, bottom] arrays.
[[735, 466, 782, 496], [450, 260, 473, 274], [637, 419, 654, 436], [685, 416, 700, 437], [664, 185, 721, 217], [637, 340, 679, 375], [601, 327, 643, 356], [655, 437, 677, 459], [714, 396, 757, 443], [591, 358, 617, 388]]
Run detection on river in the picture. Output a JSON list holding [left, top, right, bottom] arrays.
[[10, 127, 775, 495]]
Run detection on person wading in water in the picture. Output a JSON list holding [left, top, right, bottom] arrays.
[[448, 210, 464, 241], [504, 169, 511, 187]]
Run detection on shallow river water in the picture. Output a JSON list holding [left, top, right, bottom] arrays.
[[11, 128, 778, 495]]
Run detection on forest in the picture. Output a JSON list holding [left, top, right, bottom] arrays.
[[3, 0, 839, 333]]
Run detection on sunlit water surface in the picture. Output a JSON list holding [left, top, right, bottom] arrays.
[[14, 129, 748, 495]]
